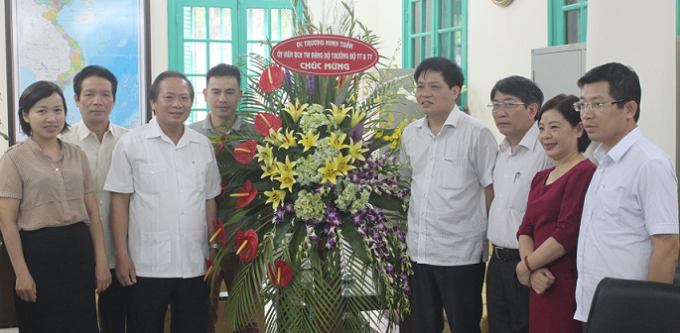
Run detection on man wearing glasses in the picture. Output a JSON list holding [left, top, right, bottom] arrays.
[[573, 62, 679, 331], [486, 76, 553, 333]]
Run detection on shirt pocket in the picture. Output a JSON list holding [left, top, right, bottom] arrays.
[[440, 158, 466, 190], [509, 176, 531, 212], [188, 230, 208, 265], [140, 231, 172, 266], [192, 161, 208, 193], [594, 188, 621, 230], [139, 163, 169, 193]]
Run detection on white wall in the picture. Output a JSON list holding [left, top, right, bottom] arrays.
[[467, 0, 548, 142], [586, 0, 677, 162]]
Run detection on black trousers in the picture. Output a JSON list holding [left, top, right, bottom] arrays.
[[98, 268, 126, 333], [126, 276, 209, 333], [486, 254, 530, 333], [15, 222, 98, 333], [410, 261, 486, 333]]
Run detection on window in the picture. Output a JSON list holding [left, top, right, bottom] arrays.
[[403, 0, 467, 105], [549, 0, 588, 46], [168, 0, 297, 123]]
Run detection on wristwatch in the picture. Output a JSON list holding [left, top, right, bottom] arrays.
[[210, 243, 220, 249]]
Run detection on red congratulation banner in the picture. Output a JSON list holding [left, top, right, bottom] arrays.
[[271, 35, 379, 76]]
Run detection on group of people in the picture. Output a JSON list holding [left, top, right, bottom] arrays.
[[0, 64, 256, 333], [400, 58, 680, 333], [0, 55, 678, 333]]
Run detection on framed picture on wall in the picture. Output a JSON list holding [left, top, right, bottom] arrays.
[[4, 0, 152, 144]]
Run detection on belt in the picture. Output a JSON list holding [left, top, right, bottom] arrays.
[[493, 246, 521, 261]]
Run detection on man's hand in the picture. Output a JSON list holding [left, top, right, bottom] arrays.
[[530, 268, 556, 294], [115, 254, 137, 286]]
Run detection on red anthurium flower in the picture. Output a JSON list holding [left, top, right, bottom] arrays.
[[209, 219, 227, 248], [235, 229, 258, 262], [204, 258, 215, 281], [234, 140, 258, 164], [230, 180, 258, 209], [254, 113, 282, 136], [268, 260, 292, 288], [259, 66, 284, 92], [217, 179, 228, 202]]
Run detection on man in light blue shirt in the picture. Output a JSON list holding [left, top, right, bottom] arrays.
[[575, 62, 679, 330]]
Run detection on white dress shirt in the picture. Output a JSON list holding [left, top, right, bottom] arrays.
[[104, 117, 221, 278], [60, 121, 128, 269], [574, 127, 679, 321], [400, 105, 498, 266], [487, 123, 553, 249]]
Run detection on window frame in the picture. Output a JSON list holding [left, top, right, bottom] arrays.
[[548, 0, 588, 46], [167, 0, 298, 122], [402, 0, 468, 106]]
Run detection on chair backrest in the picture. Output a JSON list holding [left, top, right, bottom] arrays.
[[586, 277, 680, 333]]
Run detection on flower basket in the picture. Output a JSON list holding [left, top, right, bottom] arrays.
[[207, 2, 414, 332]]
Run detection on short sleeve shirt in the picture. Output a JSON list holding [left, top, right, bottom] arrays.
[[399, 106, 498, 266], [487, 123, 553, 249], [60, 121, 129, 269], [0, 137, 95, 230], [104, 118, 222, 278]]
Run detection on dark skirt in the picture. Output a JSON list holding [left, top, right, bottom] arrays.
[[14, 222, 98, 333]]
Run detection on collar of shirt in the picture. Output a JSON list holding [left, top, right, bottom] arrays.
[[415, 105, 461, 135], [145, 117, 203, 148], [25, 136, 65, 162], [593, 127, 643, 164], [201, 113, 244, 135], [499, 121, 540, 154]]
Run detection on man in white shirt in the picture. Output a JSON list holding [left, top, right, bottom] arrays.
[[574, 62, 680, 330], [399, 57, 497, 333], [188, 63, 258, 333], [486, 76, 552, 333], [60, 65, 129, 333], [105, 71, 221, 333]]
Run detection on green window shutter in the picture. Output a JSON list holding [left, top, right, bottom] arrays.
[[549, 0, 588, 46], [168, 0, 296, 122], [403, 0, 468, 106]]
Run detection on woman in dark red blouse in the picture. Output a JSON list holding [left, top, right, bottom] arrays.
[[516, 94, 596, 333]]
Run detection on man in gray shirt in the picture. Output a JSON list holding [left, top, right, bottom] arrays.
[[188, 63, 258, 333]]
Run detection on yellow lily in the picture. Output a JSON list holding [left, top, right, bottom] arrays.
[[283, 99, 308, 122], [264, 189, 286, 210], [276, 155, 298, 175], [261, 158, 280, 180], [348, 139, 369, 162], [255, 144, 273, 162], [279, 128, 299, 150], [318, 159, 342, 184], [327, 103, 351, 125], [329, 132, 349, 150], [276, 171, 297, 192], [264, 128, 283, 147], [350, 108, 366, 128], [297, 131, 319, 152], [334, 153, 356, 175]]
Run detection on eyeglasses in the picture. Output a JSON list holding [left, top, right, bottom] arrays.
[[573, 100, 627, 112], [487, 101, 525, 112]]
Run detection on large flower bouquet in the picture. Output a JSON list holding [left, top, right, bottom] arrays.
[[208, 3, 414, 332]]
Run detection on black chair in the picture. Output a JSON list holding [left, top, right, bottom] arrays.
[[586, 277, 680, 333]]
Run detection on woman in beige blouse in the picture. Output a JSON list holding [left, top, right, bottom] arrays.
[[0, 81, 111, 332]]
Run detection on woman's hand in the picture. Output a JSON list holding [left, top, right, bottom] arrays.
[[516, 261, 532, 287], [95, 261, 112, 294], [15, 272, 37, 302], [530, 268, 556, 294]]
